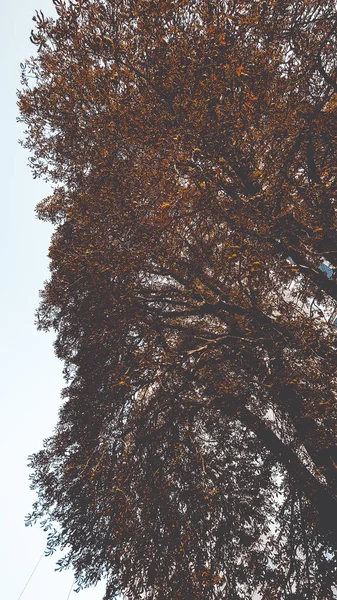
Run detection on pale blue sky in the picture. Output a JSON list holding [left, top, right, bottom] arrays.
[[0, 1, 105, 598]]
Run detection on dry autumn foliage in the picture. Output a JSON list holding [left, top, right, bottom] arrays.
[[19, 1, 337, 598]]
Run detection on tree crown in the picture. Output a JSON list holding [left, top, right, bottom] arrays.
[[19, 1, 337, 598]]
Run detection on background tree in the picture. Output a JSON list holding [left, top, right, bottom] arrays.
[[19, 0, 337, 598]]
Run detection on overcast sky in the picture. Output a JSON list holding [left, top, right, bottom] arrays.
[[1, 1, 105, 598]]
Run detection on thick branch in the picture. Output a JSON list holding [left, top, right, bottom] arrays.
[[277, 240, 337, 302], [219, 403, 337, 545], [316, 53, 337, 93], [147, 299, 249, 319]]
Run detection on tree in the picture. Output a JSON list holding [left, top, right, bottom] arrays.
[[19, 0, 337, 598]]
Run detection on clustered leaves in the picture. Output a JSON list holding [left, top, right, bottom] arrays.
[[20, 1, 337, 598]]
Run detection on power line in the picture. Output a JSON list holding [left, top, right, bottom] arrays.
[[66, 578, 75, 600], [16, 550, 45, 600]]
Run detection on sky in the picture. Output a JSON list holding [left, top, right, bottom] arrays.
[[0, 1, 105, 598]]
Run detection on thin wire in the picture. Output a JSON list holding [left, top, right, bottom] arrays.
[[66, 578, 75, 600], [16, 550, 45, 600]]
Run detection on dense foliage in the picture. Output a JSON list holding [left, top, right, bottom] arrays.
[[19, 1, 337, 598]]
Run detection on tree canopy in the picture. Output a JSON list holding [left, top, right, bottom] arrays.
[[19, 1, 337, 598]]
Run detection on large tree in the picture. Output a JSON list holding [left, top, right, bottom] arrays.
[[19, 0, 337, 598]]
